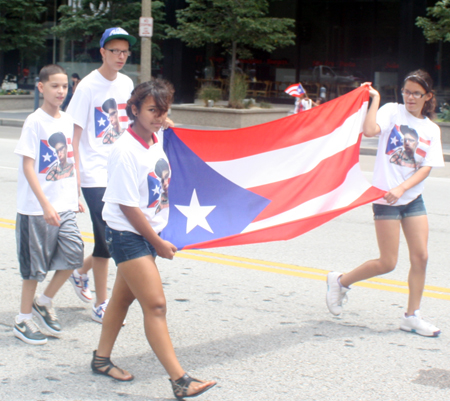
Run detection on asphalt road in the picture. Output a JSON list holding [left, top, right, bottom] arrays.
[[1, 125, 450, 400]]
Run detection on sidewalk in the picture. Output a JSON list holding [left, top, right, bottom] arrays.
[[1, 109, 450, 161]]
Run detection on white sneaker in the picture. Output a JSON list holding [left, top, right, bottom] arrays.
[[68, 270, 92, 303], [91, 299, 126, 326], [91, 299, 109, 323], [326, 272, 350, 316], [400, 310, 440, 337]]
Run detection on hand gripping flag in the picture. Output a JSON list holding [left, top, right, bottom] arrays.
[[285, 83, 306, 97], [161, 86, 386, 250]]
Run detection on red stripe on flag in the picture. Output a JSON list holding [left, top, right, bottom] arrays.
[[68, 151, 73, 158], [183, 186, 385, 249], [249, 138, 362, 221], [416, 148, 426, 158], [173, 86, 369, 162], [119, 116, 128, 122], [419, 137, 431, 146], [118, 103, 127, 110]]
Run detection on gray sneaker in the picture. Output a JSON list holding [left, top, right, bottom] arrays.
[[32, 297, 61, 335], [13, 317, 48, 345]]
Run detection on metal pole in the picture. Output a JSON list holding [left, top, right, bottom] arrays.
[[140, 0, 152, 83], [34, 77, 40, 110]]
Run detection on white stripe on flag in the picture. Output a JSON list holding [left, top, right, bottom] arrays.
[[207, 102, 368, 189], [242, 163, 371, 233]]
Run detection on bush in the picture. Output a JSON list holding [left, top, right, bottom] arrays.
[[229, 73, 248, 109], [438, 102, 450, 122], [198, 86, 222, 106]]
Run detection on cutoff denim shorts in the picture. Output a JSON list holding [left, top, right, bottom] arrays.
[[373, 194, 427, 220], [105, 226, 157, 265]]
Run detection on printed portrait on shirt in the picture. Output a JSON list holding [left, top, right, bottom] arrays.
[[44, 132, 74, 181], [385, 125, 428, 169], [147, 158, 170, 213], [94, 98, 128, 144]]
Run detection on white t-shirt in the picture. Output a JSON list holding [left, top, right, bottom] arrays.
[[66, 70, 134, 188], [373, 103, 444, 205], [102, 127, 170, 235], [15, 109, 79, 215], [294, 98, 312, 113]]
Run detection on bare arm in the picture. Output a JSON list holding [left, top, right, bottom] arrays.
[[23, 156, 61, 226], [119, 205, 177, 260], [384, 166, 432, 205], [362, 83, 381, 138]]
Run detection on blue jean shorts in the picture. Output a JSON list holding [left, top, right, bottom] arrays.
[[373, 195, 427, 220], [105, 226, 157, 265]]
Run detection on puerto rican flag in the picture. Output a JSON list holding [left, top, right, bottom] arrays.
[[39, 140, 58, 173], [147, 172, 161, 208], [161, 86, 386, 250], [385, 125, 403, 155], [94, 103, 128, 138], [285, 83, 306, 98]]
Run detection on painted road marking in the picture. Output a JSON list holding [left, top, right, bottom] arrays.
[[1, 217, 449, 300]]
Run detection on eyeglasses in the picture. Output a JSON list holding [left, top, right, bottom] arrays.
[[401, 90, 427, 99], [104, 48, 131, 57]]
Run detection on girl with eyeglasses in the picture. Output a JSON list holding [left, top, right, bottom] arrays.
[[326, 69, 444, 337]]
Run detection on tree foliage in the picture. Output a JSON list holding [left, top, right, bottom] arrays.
[[166, 0, 296, 104], [416, 0, 450, 43], [52, 0, 167, 61], [0, 0, 48, 53]]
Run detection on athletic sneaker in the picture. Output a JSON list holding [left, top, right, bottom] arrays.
[[68, 270, 92, 303], [91, 299, 109, 323], [13, 317, 48, 345], [32, 297, 61, 335], [400, 310, 441, 337], [326, 271, 350, 316]]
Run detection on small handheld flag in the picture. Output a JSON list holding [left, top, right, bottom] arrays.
[[285, 83, 306, 98]]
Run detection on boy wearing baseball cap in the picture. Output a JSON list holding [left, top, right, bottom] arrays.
[[66, 28, 136, 323]]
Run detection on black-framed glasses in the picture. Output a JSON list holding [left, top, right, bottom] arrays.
[[104, 48, 131, 57], [401, 90, 427, 99]]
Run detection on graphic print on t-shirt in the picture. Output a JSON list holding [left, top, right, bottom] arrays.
[[94, 98, 128, 144], [147, 158, 171, 212], [147, 172, 161, 208], [385, 125, 428, 169], [39, 133, 75, 181]]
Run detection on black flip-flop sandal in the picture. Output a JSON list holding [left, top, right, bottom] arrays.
[[170, 373, 217, 400], [91, 350, 134, 381]]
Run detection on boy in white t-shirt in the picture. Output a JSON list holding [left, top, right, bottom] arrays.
[[13, 64, 84, 345], [66, 27, 136, 322]]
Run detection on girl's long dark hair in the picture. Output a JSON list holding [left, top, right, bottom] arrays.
[[403, 69, 436, 119]]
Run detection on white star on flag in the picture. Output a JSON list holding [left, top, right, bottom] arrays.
[[98, 117, 106, 127], [175, 189, 216, 234], [152, 185, 160, 196], [42, 153, 52, 162], [390, 137, 399, 146]]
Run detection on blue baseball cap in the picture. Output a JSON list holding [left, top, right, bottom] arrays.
[[100, 27, 137, 48]]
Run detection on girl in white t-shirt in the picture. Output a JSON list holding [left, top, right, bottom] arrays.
[[326, 70, 444, 337], [92, 79, 217, 400]]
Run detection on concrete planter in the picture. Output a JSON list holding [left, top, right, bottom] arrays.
[[0, 94, 42, 111], [170, 104, 289, 129]]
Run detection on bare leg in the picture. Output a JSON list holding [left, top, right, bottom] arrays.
[[95, 268, 135, 380], [77, 254, 92, 276], [91, 256, 109, 306], [401, 215, 429, 315], [20, 280, 38, 314], [106, 255, 213, 395], [44, 270, 73, 299], [340, 220, 401, 288]]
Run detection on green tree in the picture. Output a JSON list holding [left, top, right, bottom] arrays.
[[166, 0, 296, 106], [416, 0, 450, 43], [53, 0, 167, 62], [0, 0, 48, 78]]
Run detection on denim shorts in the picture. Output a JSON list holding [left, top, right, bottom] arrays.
[[105, 226, 157, 265], [373, 195, 427, 220]]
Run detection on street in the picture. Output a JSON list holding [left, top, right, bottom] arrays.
[[1, 125, 450, 400]]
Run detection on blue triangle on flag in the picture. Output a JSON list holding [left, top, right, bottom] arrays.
[[161, 128, 271, 249]]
